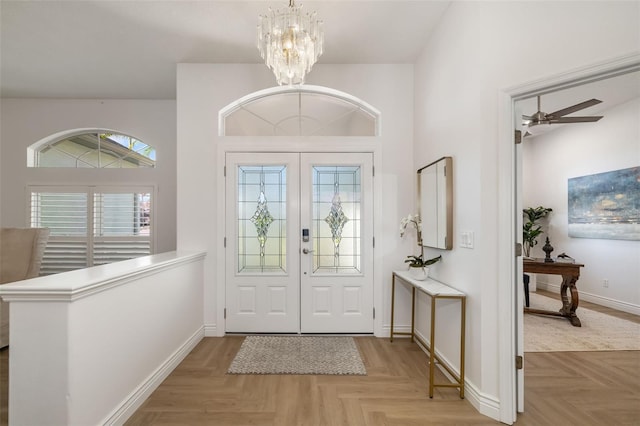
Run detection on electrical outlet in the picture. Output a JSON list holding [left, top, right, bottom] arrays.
[[603, 279, 609, 288]]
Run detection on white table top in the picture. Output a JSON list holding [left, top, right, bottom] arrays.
[[393, 270, 465, 297]]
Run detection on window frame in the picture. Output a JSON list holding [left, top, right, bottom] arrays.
[[27, 129, 156, 169], [27, 184, 156, 275]]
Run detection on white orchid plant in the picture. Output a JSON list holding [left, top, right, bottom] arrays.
[[400, 214, 422, 240], [400, 213, 441, 267]]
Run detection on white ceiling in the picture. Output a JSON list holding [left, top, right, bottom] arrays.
[[0, 0, 451, 99], [2, 0, 638, 114]]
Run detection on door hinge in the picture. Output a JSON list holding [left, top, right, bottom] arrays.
[[373, 236, 375, 248], [373, 307, 376, 319], [224, 165, 226, 177], [224, 308, 227, 319], [515, 242, 522, 257], [516, 355, 523, 370], [372, 166, 375, 177], [224, 237, 227, 248], [515, 130, 522, 145]]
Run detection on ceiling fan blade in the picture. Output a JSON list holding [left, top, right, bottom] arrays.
[[548, 98, 602, 117], [548, 116, 603, 124]]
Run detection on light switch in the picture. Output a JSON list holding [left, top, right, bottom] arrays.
[[460, 231, 474, 249]]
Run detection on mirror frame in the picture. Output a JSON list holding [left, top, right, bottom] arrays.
[[417, 156, 453, 250]]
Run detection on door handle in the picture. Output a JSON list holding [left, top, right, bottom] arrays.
[[302, 248, 314, 254]]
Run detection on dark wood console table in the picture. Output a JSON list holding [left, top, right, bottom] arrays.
[[523, 259, 584, 327]]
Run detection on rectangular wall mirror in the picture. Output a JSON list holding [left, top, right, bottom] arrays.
[[418, 156, 453, 250]]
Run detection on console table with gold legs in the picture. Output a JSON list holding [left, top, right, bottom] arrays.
[[390, 270, 466, 399]]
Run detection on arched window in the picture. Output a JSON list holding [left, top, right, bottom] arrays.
[[27, 130, 155, 168], [219, 85, 380, 137], [25, 129, 156, 274]]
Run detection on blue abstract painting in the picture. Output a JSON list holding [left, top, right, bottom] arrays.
[[568, 166, 640, 240]]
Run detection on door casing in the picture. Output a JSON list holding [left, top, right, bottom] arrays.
[[216, 139, 383, 337]]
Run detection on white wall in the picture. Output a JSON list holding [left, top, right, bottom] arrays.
[[176, 63, 418, 336], [523, 98, 640, 312], [0, 251, 205, 425], [414, 0, 639, 421], [0, 99, 177, 253]]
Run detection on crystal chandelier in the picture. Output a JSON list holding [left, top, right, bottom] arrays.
[[257, 0, 324, 86]]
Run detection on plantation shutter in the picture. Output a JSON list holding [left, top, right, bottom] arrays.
[[31, 191, 89, 275], [29, 186, 153, 275], [93, 191, 151, 265]]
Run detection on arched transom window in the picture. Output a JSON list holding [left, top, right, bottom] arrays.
[[220, 85, 380, 137], [28, 130, 156, 168]]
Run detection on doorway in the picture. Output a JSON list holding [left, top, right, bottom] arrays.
[[224, 152, 374, 334], [499, 53, 640, 421]]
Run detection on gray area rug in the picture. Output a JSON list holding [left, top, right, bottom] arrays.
[[227, 335, 367, 375], [525, 292, 640, 352]]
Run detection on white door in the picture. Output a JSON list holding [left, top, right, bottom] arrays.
[[225, 152, 373, 333], [299, 153, 373, 333]]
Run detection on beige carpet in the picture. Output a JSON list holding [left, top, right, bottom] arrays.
[[524, 292, 640, 352], [227, 336, 367, 375]]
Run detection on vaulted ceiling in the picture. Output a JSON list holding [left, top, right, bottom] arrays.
[[0, 1, 451, 99], [2, 0, 638, 116]]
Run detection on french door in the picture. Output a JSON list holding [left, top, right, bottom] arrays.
[[225, 152, 373, 333]]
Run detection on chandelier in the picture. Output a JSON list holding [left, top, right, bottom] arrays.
[[257, 0, 324, 86]]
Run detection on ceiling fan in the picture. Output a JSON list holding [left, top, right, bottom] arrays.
[[523, 96, 603, 136]]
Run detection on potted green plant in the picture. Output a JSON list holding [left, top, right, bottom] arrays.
[[523, 206, 553, 258], [404, 254, 441, 280]]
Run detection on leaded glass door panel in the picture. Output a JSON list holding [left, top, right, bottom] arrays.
[[300, 153, 373, 333], [225, 153, 300, 332], [225, 152, 373, 333]]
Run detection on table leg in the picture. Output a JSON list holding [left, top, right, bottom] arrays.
[[390, 275, 396, 342], [459, 297, 466, 399], [560, 274, 581, 327], [411, 287, 416, 343], [429, 296, 436, 398]]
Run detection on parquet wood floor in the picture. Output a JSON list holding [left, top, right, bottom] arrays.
[[126, 336, 502, 426], [1, 294, 639, 425]]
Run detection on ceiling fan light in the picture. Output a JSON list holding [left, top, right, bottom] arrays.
[[526, 122, 553, 136]]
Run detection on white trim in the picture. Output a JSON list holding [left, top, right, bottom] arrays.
[[497, 52, 640, 425], [26, 184, 159, 269], [28, 128, 141, 149], [497, 88, 518, 424], [411, 328, 499, 421], [508, 53, 640, 102], [216, 139, 383, 337], [102, 326, 205, 425], [204, 324, 218, 336], [218, 85, 382, 137], [0, 251, 206, 302]]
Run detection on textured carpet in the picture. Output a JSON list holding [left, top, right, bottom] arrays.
[[524, 292, 640, 352], [227, 336, 367, 375]]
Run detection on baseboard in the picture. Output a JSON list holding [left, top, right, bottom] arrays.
[[204, 323, 218, 336], [412, 329, 501, 423], [537, 282, 640, 316], [381, 323, 412, 337], [103, 326, 205, 425]]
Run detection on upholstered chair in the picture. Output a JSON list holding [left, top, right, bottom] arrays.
[[0, 227, 50, 348]]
